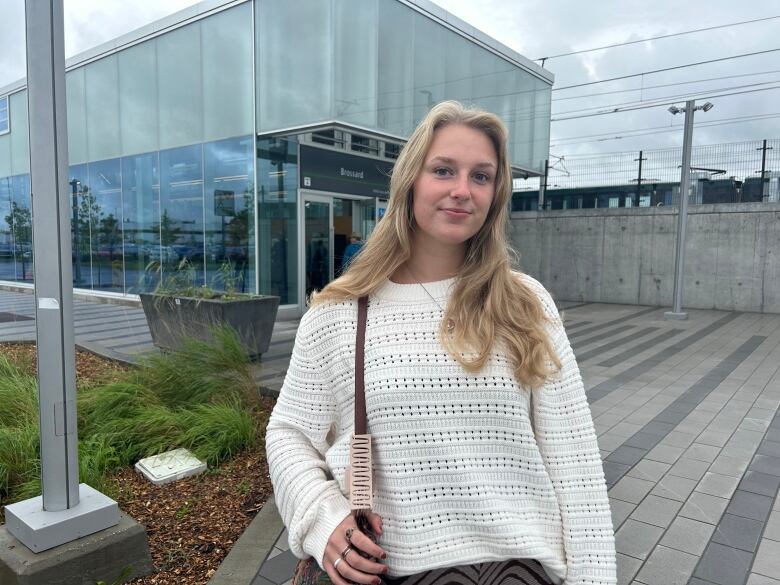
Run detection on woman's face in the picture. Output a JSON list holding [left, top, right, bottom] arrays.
[[411, 123, 497, 253]]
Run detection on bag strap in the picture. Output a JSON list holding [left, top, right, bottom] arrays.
[[355, 296, 368, 435]]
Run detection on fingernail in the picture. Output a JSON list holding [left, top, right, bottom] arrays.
[[381, 552, 387, 560]]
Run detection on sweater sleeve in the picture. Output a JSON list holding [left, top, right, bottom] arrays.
[[265, 307, 352, 567], [525, 279, 617, 585]]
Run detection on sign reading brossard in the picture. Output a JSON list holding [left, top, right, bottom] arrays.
[[300, 145, 393, 198]]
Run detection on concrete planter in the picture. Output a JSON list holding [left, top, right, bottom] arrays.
[[139, 293, 280, 359]]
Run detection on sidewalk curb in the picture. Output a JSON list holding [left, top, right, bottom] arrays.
[[208, 495, 284, 585]]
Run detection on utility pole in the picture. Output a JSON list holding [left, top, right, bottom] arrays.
[[757, 140, 773, 202], [634, 150, 646, 207], [538, 158, 549, 210], [5, 0, 118, 553], [664, 100, 713, 321]]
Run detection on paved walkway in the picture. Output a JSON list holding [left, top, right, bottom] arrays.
[[2, 289, 779, 585]]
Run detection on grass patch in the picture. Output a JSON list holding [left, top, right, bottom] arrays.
[[0, 326, 264, 520]]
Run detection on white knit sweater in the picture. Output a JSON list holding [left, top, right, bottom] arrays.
[[265, 274, 616, 585]]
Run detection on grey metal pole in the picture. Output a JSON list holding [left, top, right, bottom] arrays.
[[5, 0, 118, 553], [665, 100, 695, 320], [760, 139, 768, 202], [538, 159, 548, 210], [25, 0, 80, 511]]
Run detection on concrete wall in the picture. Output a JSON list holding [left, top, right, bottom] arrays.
[[509, 202, 780, 313]]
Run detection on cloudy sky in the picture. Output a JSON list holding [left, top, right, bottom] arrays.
[[1, 0, 778, 160]]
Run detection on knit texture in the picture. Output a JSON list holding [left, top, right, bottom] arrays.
[[265, 273, 616, 585]]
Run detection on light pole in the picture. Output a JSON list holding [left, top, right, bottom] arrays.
[[664, 100, 713, 320]]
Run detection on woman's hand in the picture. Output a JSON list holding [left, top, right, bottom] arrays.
[[324, 512, 387, 585]]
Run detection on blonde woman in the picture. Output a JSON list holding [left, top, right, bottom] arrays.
[[266, 101, 616, 585]]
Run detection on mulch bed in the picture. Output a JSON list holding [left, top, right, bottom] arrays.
[[0, 342, 277, 585]]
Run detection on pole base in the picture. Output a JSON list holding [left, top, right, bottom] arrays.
[[4, 484, 119, 553], [0, 511, 152, 585], [664, 311, 689, 321]]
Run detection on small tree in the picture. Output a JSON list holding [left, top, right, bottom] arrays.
[[4, 202, 32, 279], [159, 209, 181, 248]]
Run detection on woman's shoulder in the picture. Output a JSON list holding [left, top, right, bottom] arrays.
[[510, 270, 560, 320], [300, 297, 359, 330]]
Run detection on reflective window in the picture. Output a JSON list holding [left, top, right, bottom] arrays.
[[9, 92, 28, 175], [202, 3, 253, 141], [122, 153, 160, 292], [69, 164, 94, 288], [66, 69, 88, 164], [119, 41, 158, 156], [377, 0, 413, 135], [160, 144, 204, 285], [412, 12, 446, 125], [0, 174, 33, 282], [204, 136, 254, 293], [0, 176, 14, 280], [257, 137, 297, 305], [158, 23, 203, 150], [334, 0, 377, 128], [85, 55, 121, 162], [89, 158, 123, 292], [0, 96, 9, 135]]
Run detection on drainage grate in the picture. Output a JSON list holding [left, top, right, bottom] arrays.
[[0, 312, 34, 323]]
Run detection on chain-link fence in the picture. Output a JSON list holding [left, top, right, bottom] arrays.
[[513, 138, 780, 210]]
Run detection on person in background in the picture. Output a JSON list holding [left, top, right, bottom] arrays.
[[341, 232, 364, 271]]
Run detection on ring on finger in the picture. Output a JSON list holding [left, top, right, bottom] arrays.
[[333, 557, 343, 571], [340, 545, 352, 560]]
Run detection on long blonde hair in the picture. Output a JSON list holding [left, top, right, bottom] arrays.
[[311, 101, 560, 389]]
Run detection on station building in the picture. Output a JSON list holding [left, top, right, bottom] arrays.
[[0, 0, 553, 315]]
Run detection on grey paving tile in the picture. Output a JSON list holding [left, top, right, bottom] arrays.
[[750, 454, 780, 477], [765, 510, 780, 541], [726, 490, 774, 522], [684, 443, 722, 463], [252, 575, 277, 585], [635, 545, 698, 585], [697, 430, 733, 448], [651, 474, 697, 502], [277, 528, 289, 551], [680, 492, 729, 525], [694, 542, 753, 585], [630, 495, 682, 528], [623, 432, 661, 450], [659, 516, 715, 556], [668, 457, 711, 481], [609, 476, 655, 505], [663, 431, 698, 449], [753, 538, 780, 581], [615, 519, 664, 561], [709, 454, 750, 478], [258, 549, 299, 584], [627, 460, 671, 482], [697, 472, 741, 499], [609, 498, 636, 532], [758, 440, 780, 458], [616, 553, 642, 585], [608, 445, 648, 466], [604, 461, 632, 486], [645, 444, 685, 465], [642, 420, 677, 437], [712, 513, 764, 553], [739, 470, 780, 498], [689, 579, 718, 585]]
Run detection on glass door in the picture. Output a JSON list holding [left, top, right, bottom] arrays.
[[303, 195, 332, 297]]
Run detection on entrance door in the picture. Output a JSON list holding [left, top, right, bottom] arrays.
[[303, 195, 332, 298]]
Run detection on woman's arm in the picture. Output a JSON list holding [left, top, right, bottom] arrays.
[[527, 279, 617, 585], [265, 308, 352, 567]]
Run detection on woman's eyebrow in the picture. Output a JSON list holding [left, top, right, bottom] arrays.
[[428, 156, 496, 169]]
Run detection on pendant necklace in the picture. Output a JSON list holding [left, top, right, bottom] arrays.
[[406, 266, 456, 335]]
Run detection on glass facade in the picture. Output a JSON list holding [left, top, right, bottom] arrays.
[[254, 0, 551, 173], [0, 0, 551, 303]]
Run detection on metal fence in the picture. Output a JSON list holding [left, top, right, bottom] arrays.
[[513, 138, 780, 210]]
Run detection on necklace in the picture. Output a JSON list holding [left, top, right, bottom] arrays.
[[406, 266, 456, 335]]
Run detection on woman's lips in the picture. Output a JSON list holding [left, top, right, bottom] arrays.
[[441, 208, 471, 217]]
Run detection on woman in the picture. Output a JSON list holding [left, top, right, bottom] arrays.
[[266, 101, 616, 585]]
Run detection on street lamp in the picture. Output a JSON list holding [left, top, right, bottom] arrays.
[[664, 100, 714, 320]]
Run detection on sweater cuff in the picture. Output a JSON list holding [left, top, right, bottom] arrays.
[[303, 494, 353, 568]]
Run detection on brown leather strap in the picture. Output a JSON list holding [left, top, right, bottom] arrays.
[[355, 296, 368, 435]]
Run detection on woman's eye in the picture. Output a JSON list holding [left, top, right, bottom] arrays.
[[474, 172, 490, 183], [433, 167, 452, 176]]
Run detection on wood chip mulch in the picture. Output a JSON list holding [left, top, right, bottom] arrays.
[[0, 342, 278, 585]]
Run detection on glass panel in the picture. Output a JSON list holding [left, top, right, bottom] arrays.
[[160, 144, 205, 285], [412, 13, 446, 126], [88, 158, 123, 292], [119, 40, 158, 156], [304, 200, 330, 296], [0, 175, 14, 280], [68, 164, 94, 288], [10, 92, 29, 175], [66, 68, 88, 164], [0, 131, 10, 178], [202, 4, 253, 141], [85, 55, 121, 161], [377, 0, 413, 135], [204, 136, 254, 293], [334, 0, 377, 128], [445, 32, 472, 105], [511, 70, 538, 172], [157, 22, 203, 150], [121, 153, 160, 293], [531, 79, 552, 172], [257, 136, 297, 305], [0, 96, 9, 134], [6, 174, 33, 281], [257, 0, 332, 130]]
